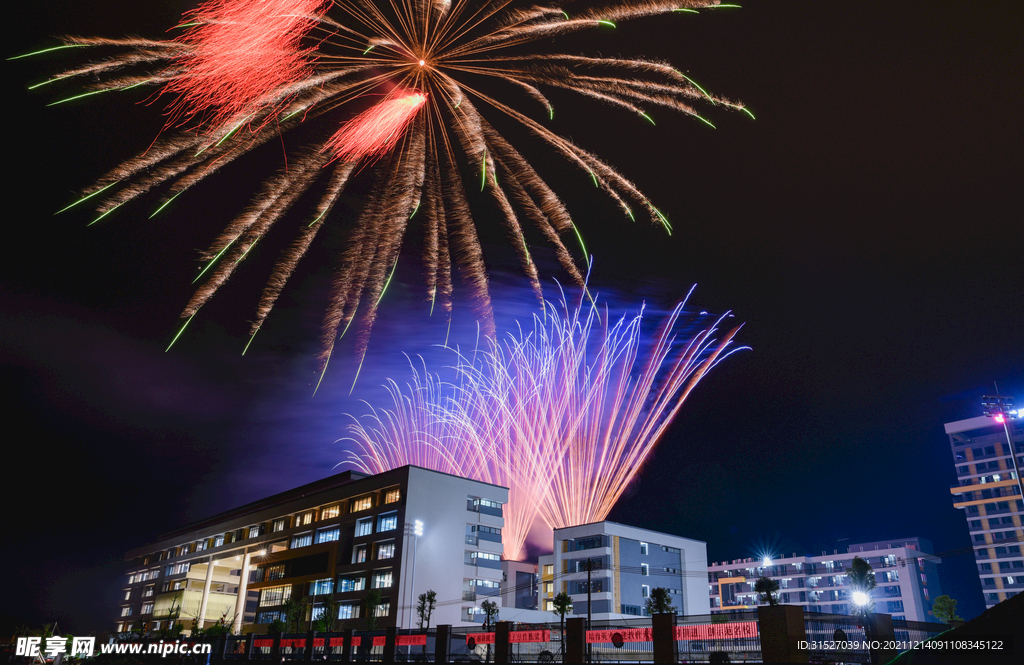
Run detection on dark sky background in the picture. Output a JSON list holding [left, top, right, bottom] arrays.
[[4, 0, 1021, 635]]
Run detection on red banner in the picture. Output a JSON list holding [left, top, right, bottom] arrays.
[[260, 634, 428, 649], [586, 622, 759, 644], [466, 630, 551, 645]]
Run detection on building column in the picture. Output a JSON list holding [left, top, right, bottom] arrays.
[[232, 550, 252, 634], [197, 555, 215, 629], [564, 617, 586, 663], [434, 625, 451, 663], [652, 612, 677, 664]]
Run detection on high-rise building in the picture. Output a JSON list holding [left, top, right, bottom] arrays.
[[946, 414, 1024, 610], [118, 466, 508, 634], [707, 538, 942, 622]]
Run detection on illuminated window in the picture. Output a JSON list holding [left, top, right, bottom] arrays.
[[338, 575, 366, 592], [121, 607, 132, 617], [266, 564, 285, 581], [356, 518, 373, 537], [214, 535, 224, 547], [338, 603, 361, 619], [321, 505, 340, 520], [317, 528, 340, 544], [374, 602, 390, 618], [271, 519, 287, 533], [543, 565, 554, 576], [385, 489, 401, 504], [354, 545, 368, 564], [350, 496, 372, 513], [297, 512, 314, 526], [259, 585, 292, 607], [141, 602, 154, 615], [143, 587, 153, 597], [124, 590, 131, 600], [377, 542, 396, 560], [309, 579, 334, 595], [291, 533, 312, 549], [372, 571, 393, 589], [249, 525, 263, 539], [378, 512, 398, 532]]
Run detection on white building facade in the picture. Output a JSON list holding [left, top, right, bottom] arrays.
[[708, 538, 942, 623]]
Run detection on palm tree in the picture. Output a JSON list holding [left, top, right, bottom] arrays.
[[847, 556, 877, 617], [754, 577, 780, 606]]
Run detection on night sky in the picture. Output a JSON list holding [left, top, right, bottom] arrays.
[[4, 0, 1021, 635]]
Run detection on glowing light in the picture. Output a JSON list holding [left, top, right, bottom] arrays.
[[852, 591, 870, 606], [343, 288, 746, 560], [994, 414, 1006, 423], [763, 557, 772, 566]]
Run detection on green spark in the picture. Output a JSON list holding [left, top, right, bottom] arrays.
[[481, 153, 487, 191], [29, 76, 69, 90], [679, 72, 713, 102], [282, 108, 304, 121], [47, 88, 112, 106], [193, 239, 236, 284], [363, 45, 375, 55], [308, 208, 328, 227], [639, 111, 655, 125], [562, 12, 570, 20], [349, 350, 368, 395], [673, 8, 699, 13], [711, 4, 742, 8], [313, 344, 334, 397], [242, 327, 260, 356], [87, 202, 124, 226], [166, 314, 196, 353], [409, 203, 420, 219], [375, 255, 400, 306], [694, 114, 717, 129], [56, 181, 119, 214], [9, 44, 89, 60], [589, 170, 599, 188], [625, 207, 635, 221], [597, 20, 616, 28], [570, 221, 591, 269], [215, 115, 253, 147], [652, 207, 673, 234], [548, 105, 554, 120], [149, 192, 182, 219]]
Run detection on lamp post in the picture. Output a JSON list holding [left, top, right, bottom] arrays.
[[981, 387, 1023, 506], [406, 520, 423, 629]]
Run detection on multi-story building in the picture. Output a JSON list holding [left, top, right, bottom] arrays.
[[946, 414, 1024, 610], [118, 466, 508, 634], [536, 521, 710, 620], [707, 538, 942, 622]]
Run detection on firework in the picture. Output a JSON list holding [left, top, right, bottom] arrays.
[[34, 0, 749, 371], [342, 288, 745, 560]]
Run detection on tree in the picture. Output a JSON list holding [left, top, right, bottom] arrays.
[[551, 591, 573, 644], [416, 590, 437, 630], [480, 600, 499, 663], [847, 556, 877, 616], [312, 598, 338, 633], [281, 598, 303, 633], [754, 577, 780, 606], [644, 587, 677, 615], [931, 595, 963, 624], [364, 589, 383, 631]]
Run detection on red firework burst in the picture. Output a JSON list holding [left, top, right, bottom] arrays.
[[165, 0, 329, 128], [324, 92, 428, 163]]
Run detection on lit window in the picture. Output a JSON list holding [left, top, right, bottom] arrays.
[[309, 579, 334, 595], [338, 603, 361, 619], [259, 585, 292, 607], [196, 540, 208, 551], [385, 489, 401, 504], [374, 602, 390, 618], [377, 542, 396, 560], [272, 519, 287, 533], [141, 602, 154, 615], [124, 590, 131, 600], [291, 533, 312, 549], [297, 512, 314, 526], [317, 528, 340, 544], [350, 496, 372, 513], [372, 571, 393, 589], [543, 565, 554, 576], [354, 545, 368, 564], [378, 512, 398, 532], [143, 587, 154, 597], [266, 564, 285, 581], [338, 575, 366, 592], [321, 505, 340, 520], [356, 518, 373, 537], [249, 525, 262, 539], [270, 540, 288, 553], [214, 535, 224, 547], [121, 607, 132, 617]]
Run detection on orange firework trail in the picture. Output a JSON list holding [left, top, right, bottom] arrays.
[[34, 0, 750, 371], [342, 288, 746, 560]]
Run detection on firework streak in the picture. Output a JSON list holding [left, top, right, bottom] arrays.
[[41, 0, 749, 368], [342, 290, 745, 560]]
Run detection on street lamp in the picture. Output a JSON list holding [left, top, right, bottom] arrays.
[[406, 520, 424, 629], [851, 591, 870, 608], [982, 387, 1023, 507]]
